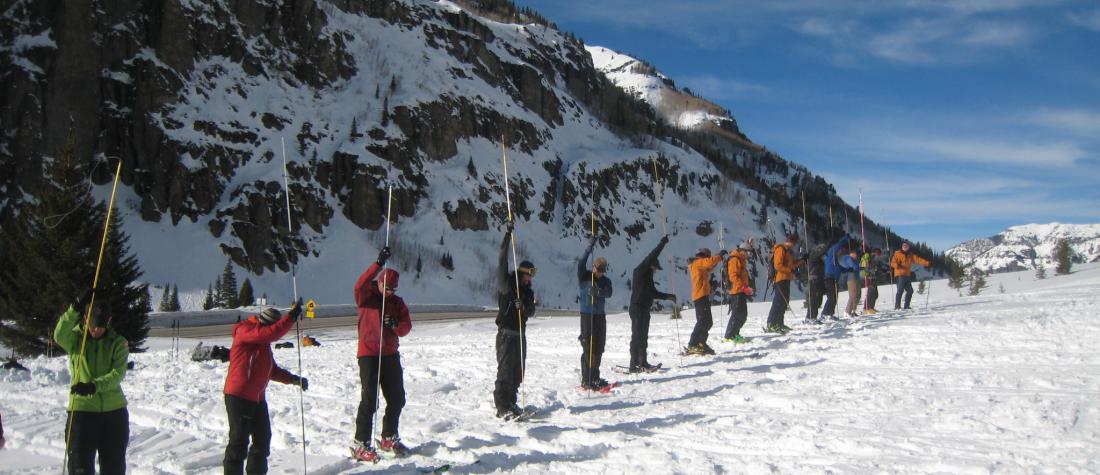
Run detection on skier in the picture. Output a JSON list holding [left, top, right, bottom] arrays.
[[803, 242, 829, 324], [222, 301, 306, 475], [54, 291, 130, 475], [861, 248, 885, 314], [351, 246, 413, 462], [628, 235, 677, 372], [764, 233, 804, 333], [494, 224, 538, 419], [578, 238, 613, 390], [686, 247, 726, 355], [891, 242, 930, 310], [842, 248, 862, 317], [821, 234, 851, 321], [723, 240, 754, 343]]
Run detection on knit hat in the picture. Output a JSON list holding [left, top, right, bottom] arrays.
[[377, 268, 400, 289], [518, 260, 537, 277], [87, 305, 107, 329], [697, 247, 711, 257], [259, 307, 281, 325]]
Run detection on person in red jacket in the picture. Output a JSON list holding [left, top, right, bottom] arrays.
[[222, 301, 305, 475], [351, 247, 413, 462]]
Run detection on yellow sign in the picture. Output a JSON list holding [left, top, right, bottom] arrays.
[[306, 299, 316, 319]]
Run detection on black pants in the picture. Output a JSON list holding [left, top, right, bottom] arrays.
[[688, 296, 713, 347], [66, 408, 129, 475], [866, 280, 879, 310], [579, 313, 607, 385], [724, 294, 748, 339], [766, 280, 791, 327], [895, 275, 914, 309], [806, 278, 824, 320], [224, 396, 270, 475], [822, 278, 839, 316], [628, 304, 651, 368], [355, 354, 406, 443], [494, 329, 526, 410]]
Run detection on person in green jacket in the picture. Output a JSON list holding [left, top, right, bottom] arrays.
[[53, 291, 129, 475]]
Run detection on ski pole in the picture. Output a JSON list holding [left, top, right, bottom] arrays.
[[801, 191, 813, 320], [587, 210, 595, 394], [652, 157, 682, 366], [858, 190, 868, 313], [281, 137, 308, 473], [501, 139, 527, 408], [371, 185, 394, 446], [62, 159, 122, 475]]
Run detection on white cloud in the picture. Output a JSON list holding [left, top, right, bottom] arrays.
[[679, 75, 772, 101], [1031, 108, 1100, 138], [1068, 9, 1100, 31]]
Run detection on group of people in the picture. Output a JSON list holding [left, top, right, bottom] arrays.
[[51, 226, 931, 473]]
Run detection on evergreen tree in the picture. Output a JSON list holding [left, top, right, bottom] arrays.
[[947, 258, 966, 290], [238, 278, 255, 307], [967, 269, 987, 296], [0, 135, 150, 355], [218, 258, 239, 308], [169, 285, 181, 311], [441, 253, 454, 271], [998, 284, 1006, 294], [349, 117, 361, 141], [466, 157, 477, 177], [1055, 239, 1073, 275], [415, 254, 422, 278], [158, 283, 171, 311], [213, 275, 224, 308], [203, 284, 215, 310], [1035, 263, 1047, 280]]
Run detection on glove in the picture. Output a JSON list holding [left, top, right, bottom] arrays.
[[587, 236, 597, 251], [743, 286, 754, 297], [383, 314, 397, 329], [288, 298, 303, 321], [70, 382, 96, 396], [294, 376, 309, 391], [74, 288, 93, 311], [660, 235, 669, 245], [719, 250, 729, 258], [666, 294, 677, 303], [506, 222, 515, 233], [800, 253, 809, 261], [512, 298, 524, 311], [376, 246, 392, 265]]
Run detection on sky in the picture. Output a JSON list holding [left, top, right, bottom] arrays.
[[512, 0, 1100, 251]]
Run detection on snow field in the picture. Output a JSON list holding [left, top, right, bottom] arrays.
[[2, 264, 1099, 473]]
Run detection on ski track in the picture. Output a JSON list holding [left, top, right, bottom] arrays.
[[2, 265, 1100, 473]]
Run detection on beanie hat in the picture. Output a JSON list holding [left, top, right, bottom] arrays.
[[259, 307, 281, 325], [377, 268, 400, 289], [87, 305, 107, 328], [697, 247, 711, 257], [518, 260, 537, 276]]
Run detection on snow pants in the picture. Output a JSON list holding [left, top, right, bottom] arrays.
[[355, 354, 406, 443], [628, 304, 652, 368], [895, 275, 914, 309], [822, 278, 840, 317], [579, 313, 607, 386], [806, 278, 824, 320], [866, 280, 879, 310], [688, 296, 713, 347], [494, 329, 526, 411], [224, 396, 270, 475], [67, 408, 129, 475], [724, 293, 748, 339], [766, 280, 791, 328]]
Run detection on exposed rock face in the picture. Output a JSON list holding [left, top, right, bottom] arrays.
[[946, 223, 1100, 273]]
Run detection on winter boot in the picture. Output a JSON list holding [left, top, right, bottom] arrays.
[[684, 343, 708, 356], [864, 308, 878, 315], [640, 362, 662, 372], [351, 440, 379, 463], [779, 324, 793, 332], [496, 404, 523, 420], [701, 343, 717, 355], [377, 435, 410, 457], [803, 318, 823, 325]]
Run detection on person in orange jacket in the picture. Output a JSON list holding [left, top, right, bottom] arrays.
[[891, 241, 930, 310], [765, 233, 805, 333], [723, 240, 754, 344], [686, 247, 726, 355]]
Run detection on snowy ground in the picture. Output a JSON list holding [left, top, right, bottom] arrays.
[[3, 264, 1099, 474]]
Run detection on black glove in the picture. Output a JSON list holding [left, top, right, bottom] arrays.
[[71, 382, 96, 396], [587, 236, 597, 250], [294, 376, 309, 391], [799, 253, 810, 261], [660, 235, 669, 245], [376, 246, 392, 265], [383, 314, 397, 329], [512, 298, 524, 311], [719, 249, 729, 258], [74, 289, 93, 311], [288, 298, 303, 321], [506, 222, 515, 233]]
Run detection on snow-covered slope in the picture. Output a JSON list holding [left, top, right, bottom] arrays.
[[4, 265, 1098, 473], [946, 222, 1100, 273]]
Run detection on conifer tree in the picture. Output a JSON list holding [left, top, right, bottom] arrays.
[[213, 276, 224, 308], [947, 258, 966, 290], [203, 284, 216, 310], [967, 269, 987, 296], [169, 285, 181, 311], [0, 135, 149, 355], [238, 278, 255, 307], [1055, 240, 1073, 275], [1035, 263, 1047, 280], [218, 258, 239, 308], [159, 284, 171, 311]]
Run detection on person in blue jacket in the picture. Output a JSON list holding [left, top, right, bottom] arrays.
[[822, 234, 851, 320], [578, 237, 613, 390]]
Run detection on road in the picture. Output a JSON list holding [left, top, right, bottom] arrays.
[[149, 311, 498, 339]]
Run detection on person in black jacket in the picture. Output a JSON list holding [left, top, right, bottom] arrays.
[[578, 238, 613, 390], [804, 242, 829, 324], [494, 225, 537, 420], [628, 235, 677, 372]]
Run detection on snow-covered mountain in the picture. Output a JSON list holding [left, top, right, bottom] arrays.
[[1, 0, 904, 310], [946, 223, 1100, 273]]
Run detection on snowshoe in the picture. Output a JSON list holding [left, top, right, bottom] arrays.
[[579, 380, 620, 393], [864, 308, 878, 315], [495, 405, 523, 421], [377, 436, 410, 457], [803, 318, 823, 325], [762, 325, 788, 334], [351, 441, 379, 463]]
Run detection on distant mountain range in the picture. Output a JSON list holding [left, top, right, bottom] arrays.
[[945, 223, 1100, 273]]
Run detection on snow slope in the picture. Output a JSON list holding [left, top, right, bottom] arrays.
[[946, 222, 1100, 273], [3, 264, 1098, 473]]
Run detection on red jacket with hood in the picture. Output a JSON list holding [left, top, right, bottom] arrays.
[[223, 315, 295, 402], [355, 262, 412, 357]]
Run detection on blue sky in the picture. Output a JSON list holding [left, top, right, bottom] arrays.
[[513, 0, 1100, 251]]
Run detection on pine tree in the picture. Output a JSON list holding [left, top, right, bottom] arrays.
[[203, 284, 216, 310], [1055, 240, 1073, 275], [238, 278, 255, 307], [350, 117, 361, 141], [381, 96, 390, 127], [947, 258, 966, 290], [158, 283, 171, 311], [1035, 263, 1047, 280], [0, 135, 149, 355], [415, 254, 422, 278], [169, 285, 181, 311], [441, 253, 454, 271], [218, 258, 239, 308], [467, 156, 477, 177], [213, 275, 224, 308], [967, 269, 987, 296]]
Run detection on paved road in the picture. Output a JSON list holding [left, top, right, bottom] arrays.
[[149, 311, 498, 339]]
